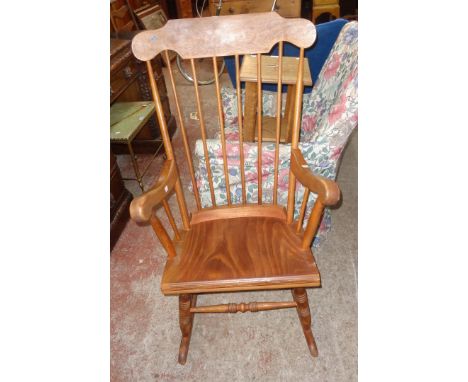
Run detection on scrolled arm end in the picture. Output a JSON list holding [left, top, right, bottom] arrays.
[[128, 160, 178, 224], [291, 148, 341, 206]]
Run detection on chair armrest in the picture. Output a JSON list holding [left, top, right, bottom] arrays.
[[290, 148, 340, 206], [129, 160, 178, 223]]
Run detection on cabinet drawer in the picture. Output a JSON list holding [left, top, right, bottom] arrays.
[[110, 59, 138, 101], [210, 0, 301, 18]]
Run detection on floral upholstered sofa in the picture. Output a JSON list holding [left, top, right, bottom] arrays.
[[191, 21, 358, 246]]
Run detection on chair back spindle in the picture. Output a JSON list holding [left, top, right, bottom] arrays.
[[286, 47, 305, 224], [234, 54, 247, 204], [190, 59, 217, 207], [256, 53, 263, 204], [163, 50, 202, 211], [213, 56, 232, 205], [273, 41, 283, 205]]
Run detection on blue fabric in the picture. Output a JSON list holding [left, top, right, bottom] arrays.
[[224, 18, 348, 93]]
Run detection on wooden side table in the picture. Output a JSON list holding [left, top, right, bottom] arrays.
[[240, 55, 312, 143], [110, 101, 162, 192]]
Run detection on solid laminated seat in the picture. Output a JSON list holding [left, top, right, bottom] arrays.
[[162, 205, 320, 295]]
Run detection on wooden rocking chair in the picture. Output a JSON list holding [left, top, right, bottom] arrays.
[[129, 12, 341, 364]]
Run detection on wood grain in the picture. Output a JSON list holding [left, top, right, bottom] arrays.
[[290, 148, 340, 205], [163, 50, 202, 211], [235, 54, 247, 204], [191, 59, 217, 207], [273, 41, 283, 205], [190, 204, 286, 225], [129, 159, 177, 223], [161, 215, 320, 295], [178, 294, 197, 365], [292, 288, 318, 357], [132, 12, 316, 61]]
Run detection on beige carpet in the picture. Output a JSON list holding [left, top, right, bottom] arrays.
[[111, 63, 357, 381]]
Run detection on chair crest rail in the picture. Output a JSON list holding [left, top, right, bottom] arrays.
[[132, 12, 316, 61]]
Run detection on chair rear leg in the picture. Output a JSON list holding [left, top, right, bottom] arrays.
[[292, 288, 318, 357], [178, 294, 197, 364]]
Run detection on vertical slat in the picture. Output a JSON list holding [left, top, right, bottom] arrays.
[[256, 53, 262, 204], [301, 200, 325, 249], [190, 59, 217, 207], [146, 61, 190, 230], [273, 41, 283, 205], [296, 187, 310, 233], [286, 48, 305, 224], [235, 55, 246, 204], [163, 50, 202, 211], [150, 215, 177, 258], [212, 56, 232, 206], [162, 199, 181, 240]]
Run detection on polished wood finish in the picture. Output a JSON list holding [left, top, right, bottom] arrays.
[[129, 159, 177, 223], [178, 294, 197, 365], [292, 288, 318, 357], [190, 204, 286, 225], [273, 41, 283, 205], [286, 47, 305, 224], [290, 148, 340, 206], [161, 213, 320, 295], [235, 54, 247, 204], [191, 301, 297, 313], [190, 59, 216, 207], [213, 56, 232, 205], [257, 53, 263, 203], [128, 13, 341, 363], [163, 50, 201, 211], [132, 12, 316, 61]]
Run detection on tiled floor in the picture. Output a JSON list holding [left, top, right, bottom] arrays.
[[111, 61, 357, 381]]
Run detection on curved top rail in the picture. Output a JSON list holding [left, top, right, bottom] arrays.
[[132, 12, 316, 61]]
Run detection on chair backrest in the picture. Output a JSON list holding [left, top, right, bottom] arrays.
[[129, 12, 336, 254]]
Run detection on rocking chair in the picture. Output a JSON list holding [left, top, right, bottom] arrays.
[[129, 12, 341, 364]]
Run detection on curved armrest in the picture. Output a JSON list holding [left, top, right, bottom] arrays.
[[291, 148, 341, 206], [129, 160, 178, 224]]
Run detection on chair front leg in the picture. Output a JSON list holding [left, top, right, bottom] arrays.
[[292, 288, 318, 357], [178, 294, 197, 365]]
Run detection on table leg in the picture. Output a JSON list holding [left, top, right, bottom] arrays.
[[127, 141, 145, 192], [243, 82, 258, 142], [284, 84, 296, 143]]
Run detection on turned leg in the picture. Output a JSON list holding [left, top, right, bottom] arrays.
[[292, 288, 318, 357], [178, 294, 197, 365]]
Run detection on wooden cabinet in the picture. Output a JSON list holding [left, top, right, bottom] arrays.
[[209, 0, 301, 18], [110, 151, 133, 249], [110, 38, 176, 154]]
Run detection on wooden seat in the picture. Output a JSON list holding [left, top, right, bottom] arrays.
[[162, 206, 320, 295], [128, 12, 342, 365]]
